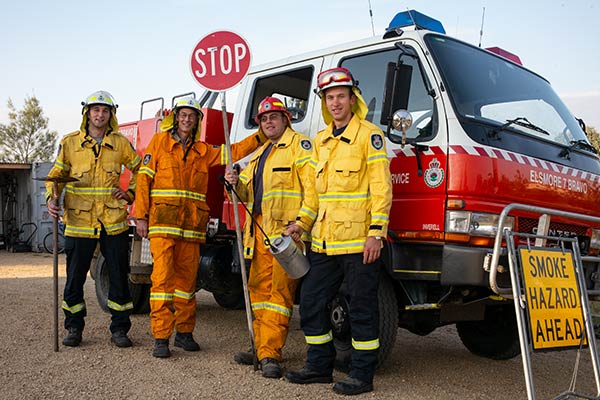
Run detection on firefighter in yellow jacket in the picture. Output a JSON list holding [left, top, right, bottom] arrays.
[[46, 90, 141, 348], [286, 68, 392, 395], [224, 97, 315, 378], [135, 98, 265, 358]]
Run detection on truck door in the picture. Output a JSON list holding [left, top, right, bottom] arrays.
[[230, 58, 324, 143], [328, 40, 448, 236]]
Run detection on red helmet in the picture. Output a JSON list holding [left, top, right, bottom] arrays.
[[254, 96, 292, 124]]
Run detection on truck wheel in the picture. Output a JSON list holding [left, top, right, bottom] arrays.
[[129, 282, 151, 314], [213, 290, 245, 310], [331, 274, 399, 371], [456, 304, 520, 360], [94, 253, 151, 315]]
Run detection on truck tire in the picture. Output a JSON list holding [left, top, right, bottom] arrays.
[[331, 274, 399, 371], [213, 290, 245, 310], [456, 304, 520, 360], [94, 253, 151, 315]]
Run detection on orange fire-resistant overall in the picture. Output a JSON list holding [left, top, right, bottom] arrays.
[[236, 127, 315, 360], [136, 129, 264, 339]]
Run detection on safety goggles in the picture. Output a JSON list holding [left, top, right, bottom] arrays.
[[316, 68, 354, 90]]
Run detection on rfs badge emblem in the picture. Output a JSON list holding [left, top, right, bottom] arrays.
[[424, 158, 444, 188]]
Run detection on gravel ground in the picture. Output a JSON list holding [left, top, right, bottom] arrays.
[[1, 250, 599, 400]]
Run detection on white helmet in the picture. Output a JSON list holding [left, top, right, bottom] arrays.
[[173, 97, 204, 120], [81, 90, 118, 110]]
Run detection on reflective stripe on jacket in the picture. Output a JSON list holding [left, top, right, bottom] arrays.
[[46, 130, 141, 238], [136, 131, 264, 242], [236, 128, 315, 259], [297, 114, 392, 255]]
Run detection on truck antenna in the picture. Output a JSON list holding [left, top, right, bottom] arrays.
[[368, 0, 375, 36], [478, 6, 486, 48]]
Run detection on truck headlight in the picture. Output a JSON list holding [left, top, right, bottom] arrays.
[[446, 211, 514, 237]]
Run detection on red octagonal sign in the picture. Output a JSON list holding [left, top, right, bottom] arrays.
[[190, 30, 251, 92]]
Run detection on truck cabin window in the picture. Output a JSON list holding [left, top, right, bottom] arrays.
[[248, 67, 313, 128], [341, 47, 436, 141], [426, 34, 588, 148]]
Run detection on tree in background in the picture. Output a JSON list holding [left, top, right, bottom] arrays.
[[586, 126, 600, 154], [0, 95, 58, 163]]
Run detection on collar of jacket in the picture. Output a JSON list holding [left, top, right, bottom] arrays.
[[166, 130, 207, 156], [77, 129, 116, 150], [248, 127, 296, 163], [320, 113, 361, 145]]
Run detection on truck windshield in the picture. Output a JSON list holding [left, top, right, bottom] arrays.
[[425, 34, 588, 148]]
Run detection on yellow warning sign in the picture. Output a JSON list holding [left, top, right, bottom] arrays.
[[518, 247, 586, 350]]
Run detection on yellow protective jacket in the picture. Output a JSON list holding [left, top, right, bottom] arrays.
[[45, 129, 141, 238], [136, 131, 264, 242], [236, 127, 315, 259], [296, 114, 392, 255]]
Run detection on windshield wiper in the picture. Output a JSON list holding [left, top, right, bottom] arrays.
[[559, 139, 598, 159], [489, 117, 550, 138]]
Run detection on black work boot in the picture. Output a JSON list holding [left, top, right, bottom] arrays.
[[286, 367, 333, 384], [110, 330, 132, 348], [332, 376, 373, 396], [62, 327, 82, 347], [260, 358, 282, 379], [174, 332, 200, 352], [152, 339, 171, 358], [233, 350, 255, 365]]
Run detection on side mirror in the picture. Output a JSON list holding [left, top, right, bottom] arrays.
[[392, 110, 413, 147], [380, 62, 412, 126]]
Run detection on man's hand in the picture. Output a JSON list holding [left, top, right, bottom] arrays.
[[363, 236, 382, 264], [47, 198, 61, 219], [224, 166, 239, 187], [285, 223, 304, 243], [112, 186, 131, 203], [136, 219, 148, 238]]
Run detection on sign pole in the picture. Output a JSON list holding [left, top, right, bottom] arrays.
[[220, 91, 258, 370], [33, 175, 78, 352], [190, 29, 255, 368]]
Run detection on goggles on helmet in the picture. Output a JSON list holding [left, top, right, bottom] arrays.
[[316, 67, 356, 95]]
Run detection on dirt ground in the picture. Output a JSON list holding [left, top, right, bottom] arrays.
[[1, 250, 599, 400]]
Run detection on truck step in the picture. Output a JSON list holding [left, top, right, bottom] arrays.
[[405, 303, 439, 311]]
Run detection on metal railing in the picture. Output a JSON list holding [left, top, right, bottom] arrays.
[[487, 203, 600, 297]]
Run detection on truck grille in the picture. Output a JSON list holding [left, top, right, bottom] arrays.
[[517, 217, 587, 238]]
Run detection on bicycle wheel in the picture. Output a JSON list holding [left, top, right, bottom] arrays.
[[43, 232, 65, 254]]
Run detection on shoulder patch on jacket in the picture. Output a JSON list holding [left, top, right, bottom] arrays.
[[300, 139, 312, 150], [370, 133, 383, 150], [143, 154, 152, 165]]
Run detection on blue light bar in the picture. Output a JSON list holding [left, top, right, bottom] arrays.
[[386, 10, 446, 34]]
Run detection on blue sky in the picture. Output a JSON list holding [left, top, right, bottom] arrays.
[[1, 0, 599, 136]]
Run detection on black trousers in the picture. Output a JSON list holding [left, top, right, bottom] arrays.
[[63, 229, 132, 333], [299, 251, 380, 383]]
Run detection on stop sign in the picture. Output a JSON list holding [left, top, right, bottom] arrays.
[[190, 30, 251, 91]]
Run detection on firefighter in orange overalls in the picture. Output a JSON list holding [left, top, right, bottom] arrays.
[[224, 97, 315, 378], [135, 98, 265, 358]]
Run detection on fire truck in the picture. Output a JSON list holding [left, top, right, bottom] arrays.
[[92, 10, 600, 368]]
